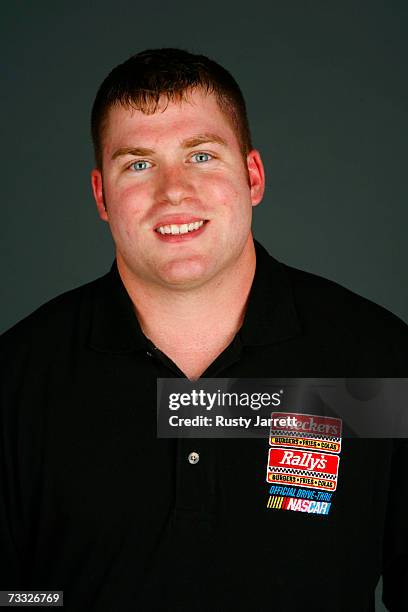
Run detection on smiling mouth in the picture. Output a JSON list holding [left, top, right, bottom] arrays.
[[154, 220, 208, 235]]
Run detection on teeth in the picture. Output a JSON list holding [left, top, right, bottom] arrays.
[[156, 220, 205, 235]]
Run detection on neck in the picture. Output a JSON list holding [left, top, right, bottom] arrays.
[[116, 238, 256, 376]]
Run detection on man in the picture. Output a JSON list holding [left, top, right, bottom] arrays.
[[90, 49, 264, 381], [1, 48, 407, 611]]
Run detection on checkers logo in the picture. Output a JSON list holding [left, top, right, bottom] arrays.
[[270, 412, 342, 452]]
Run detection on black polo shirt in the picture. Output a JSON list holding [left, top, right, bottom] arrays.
[[1, 241, 407, 612]]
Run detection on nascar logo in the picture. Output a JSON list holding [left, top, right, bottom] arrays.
[[267, 495, 331, 515]]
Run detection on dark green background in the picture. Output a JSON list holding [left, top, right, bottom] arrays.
[[1, 3, 407, 607], [2, 2, 407, 335]]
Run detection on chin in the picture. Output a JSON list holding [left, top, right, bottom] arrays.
[[159, 258, 212, 287]]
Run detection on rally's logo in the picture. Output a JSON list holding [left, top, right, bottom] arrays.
[[267, 448, 340, 491]]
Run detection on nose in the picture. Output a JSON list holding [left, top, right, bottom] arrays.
[[154, 163, 196, 207]]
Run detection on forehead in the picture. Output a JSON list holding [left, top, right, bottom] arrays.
[[102, 89, 239, 152]]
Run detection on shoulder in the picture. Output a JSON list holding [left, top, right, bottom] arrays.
[[0, 273, 107, 358], [278, 259, 408, 373], [282, 261, 407, 334], [255, 239, 407, 339]]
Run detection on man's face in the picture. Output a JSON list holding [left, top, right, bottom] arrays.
[[91, 88, 265, 290]]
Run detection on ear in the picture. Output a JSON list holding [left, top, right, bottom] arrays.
[[246, 150, 265, 207], [91, 168, 109, 222]]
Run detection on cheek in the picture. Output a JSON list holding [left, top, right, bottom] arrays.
[[111, 182, 144, 208], [105, 199, 137, 244], [206, 175, 247, 207], [109, 183, 151, 226], [210, 179, 252, 222]]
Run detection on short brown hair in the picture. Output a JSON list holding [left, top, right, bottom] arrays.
[[91, 48, 253, 169]]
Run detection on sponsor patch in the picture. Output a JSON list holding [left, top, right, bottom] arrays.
[[267, 495, 331, 515], [267, 448, 340, 491], [269, 435, 340, 453], [265, 413, 342, 513], [269, 412, 342, 452]]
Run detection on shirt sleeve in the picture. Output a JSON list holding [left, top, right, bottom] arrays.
[[381, 314, 408, 610], [382, 438, 408, 611]]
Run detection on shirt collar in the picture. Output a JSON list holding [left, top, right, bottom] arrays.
[[88, 240, 301, 353], [239, 240, 301, 345], [88, 263, 146, 353]]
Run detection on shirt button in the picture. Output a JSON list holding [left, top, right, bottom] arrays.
[[146, 351, 152, 357], [188, 451, 200, 465]]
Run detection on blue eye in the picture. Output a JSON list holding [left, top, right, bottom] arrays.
[[192, 152, 212, 163], [130, 160, 152, 171]]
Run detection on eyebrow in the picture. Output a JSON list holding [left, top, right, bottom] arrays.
[[112, 146, 155, 160], [111, 132, 228, 161], [181, 133, 228, 149]]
